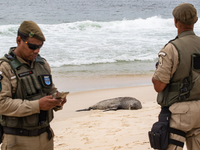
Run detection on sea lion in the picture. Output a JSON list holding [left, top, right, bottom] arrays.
[[76, 97, 142, 112]]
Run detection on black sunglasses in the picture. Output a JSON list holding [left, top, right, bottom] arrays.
[[21, 38, 43, 50]]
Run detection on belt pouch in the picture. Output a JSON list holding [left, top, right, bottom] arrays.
[[149, 107, 171, 150], [148, 131, 161, 148], [23, 114, 39, 127]]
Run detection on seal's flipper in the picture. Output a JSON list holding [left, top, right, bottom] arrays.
[[76, 109, 89, 112], [76, 107, 92, 112], [103, 107, 118, 112]]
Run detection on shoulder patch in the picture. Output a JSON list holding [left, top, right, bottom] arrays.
[[158, 52, 166, 57], [158, 52, 166, 67]]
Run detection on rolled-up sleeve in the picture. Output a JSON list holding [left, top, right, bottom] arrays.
[[153, 43, 179, 84]]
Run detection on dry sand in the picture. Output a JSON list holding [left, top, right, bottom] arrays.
[[51, 82, 163, 150], [51, 75, 188, 150]]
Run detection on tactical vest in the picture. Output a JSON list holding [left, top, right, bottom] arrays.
[[0, 50, 54, 130], [157, 31, 200, 107]]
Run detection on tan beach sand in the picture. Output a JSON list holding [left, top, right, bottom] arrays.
[[52, 81, 189, 150], [51, 85, 163, 150]]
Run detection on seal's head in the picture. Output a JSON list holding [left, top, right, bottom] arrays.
[[172, 3, 198, 25]]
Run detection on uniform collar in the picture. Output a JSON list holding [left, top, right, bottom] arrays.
[[178, 30, 195, 38], [16, 56, 35, 68], [9, 47, 35, 68]]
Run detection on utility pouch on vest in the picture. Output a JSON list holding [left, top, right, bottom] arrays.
[[21, 76, 36, 95], [179, 77, 191, 101], [21, 74, 43, 97], [158, 76, 193, 107], [192, 53, 200, 71], [23, 114, 39, 128], [148, 107, 171, 150], [31, 74, 42, 90], [38, 75, 52, 88]]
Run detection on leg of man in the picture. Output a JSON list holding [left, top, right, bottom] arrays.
[[167, 133, 185, 150], [186, 128, 200, 150], [168, 101, 200, 150], [40, 128, 54, 150], [1, 131, 53, 150]]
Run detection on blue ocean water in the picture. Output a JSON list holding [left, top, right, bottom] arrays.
[[0, 0, 199, 79]]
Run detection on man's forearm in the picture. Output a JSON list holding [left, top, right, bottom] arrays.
[[152, 77, 167, 92]]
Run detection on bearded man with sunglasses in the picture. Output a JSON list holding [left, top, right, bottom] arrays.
[[0, 21, 67, 150]]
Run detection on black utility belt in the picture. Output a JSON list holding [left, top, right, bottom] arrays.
[[3, 125, 50, 137]]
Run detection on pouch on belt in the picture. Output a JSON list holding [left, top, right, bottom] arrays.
[[148, 107, 171, 150]]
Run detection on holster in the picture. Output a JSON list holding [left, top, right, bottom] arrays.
[[148, 107, 171, 150], [148, 107, 186, 150]]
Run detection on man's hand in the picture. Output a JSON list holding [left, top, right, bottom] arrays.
[[55, 92, 67, 107], [39, 95, 62, 110], [57, 97, 67, 107], [55, 92, 69, 107]]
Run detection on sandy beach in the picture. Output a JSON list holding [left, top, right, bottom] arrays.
[[51, 75, 164, 150]]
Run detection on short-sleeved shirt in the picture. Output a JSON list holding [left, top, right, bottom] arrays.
[[0, 54, 57, 117], [153, 43, 179, 84]]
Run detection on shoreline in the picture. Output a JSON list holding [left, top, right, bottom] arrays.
[[51, 84, 160, 150], [51, 83, 188, 150], [52, 74, 156, 121], [51, 75, 173, 150], [52, 74, 154, 93]]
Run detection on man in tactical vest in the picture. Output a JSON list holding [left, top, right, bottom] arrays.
[[151, 3, 200, 150], [0, 21, 67, 150]]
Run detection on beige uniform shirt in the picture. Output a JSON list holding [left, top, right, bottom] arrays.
[[0, 55, 57, 117], [153, 43, 179, 84]]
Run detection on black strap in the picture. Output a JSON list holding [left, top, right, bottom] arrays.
[[170, 139, 184, 148], [46, 127, 53, 140], [35, 54, 45, 64], [169, 127, 186, 148], [170, 127, 186, 137], [3, 125, 50, 137], [4, 52, 22, 70]]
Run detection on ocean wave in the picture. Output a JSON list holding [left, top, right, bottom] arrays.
[[48, 56, 158, 67], [0, 16, 174, 34], [1, 16, 199, 70], [0, 16, 200, 36], [39, 16, 175, 32]]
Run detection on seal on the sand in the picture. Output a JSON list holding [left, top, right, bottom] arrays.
[[76, 97, 142, 112]]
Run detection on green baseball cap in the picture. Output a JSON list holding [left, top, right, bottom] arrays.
[[18, 21, 46, 41], [172, 3, 198, 25]]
